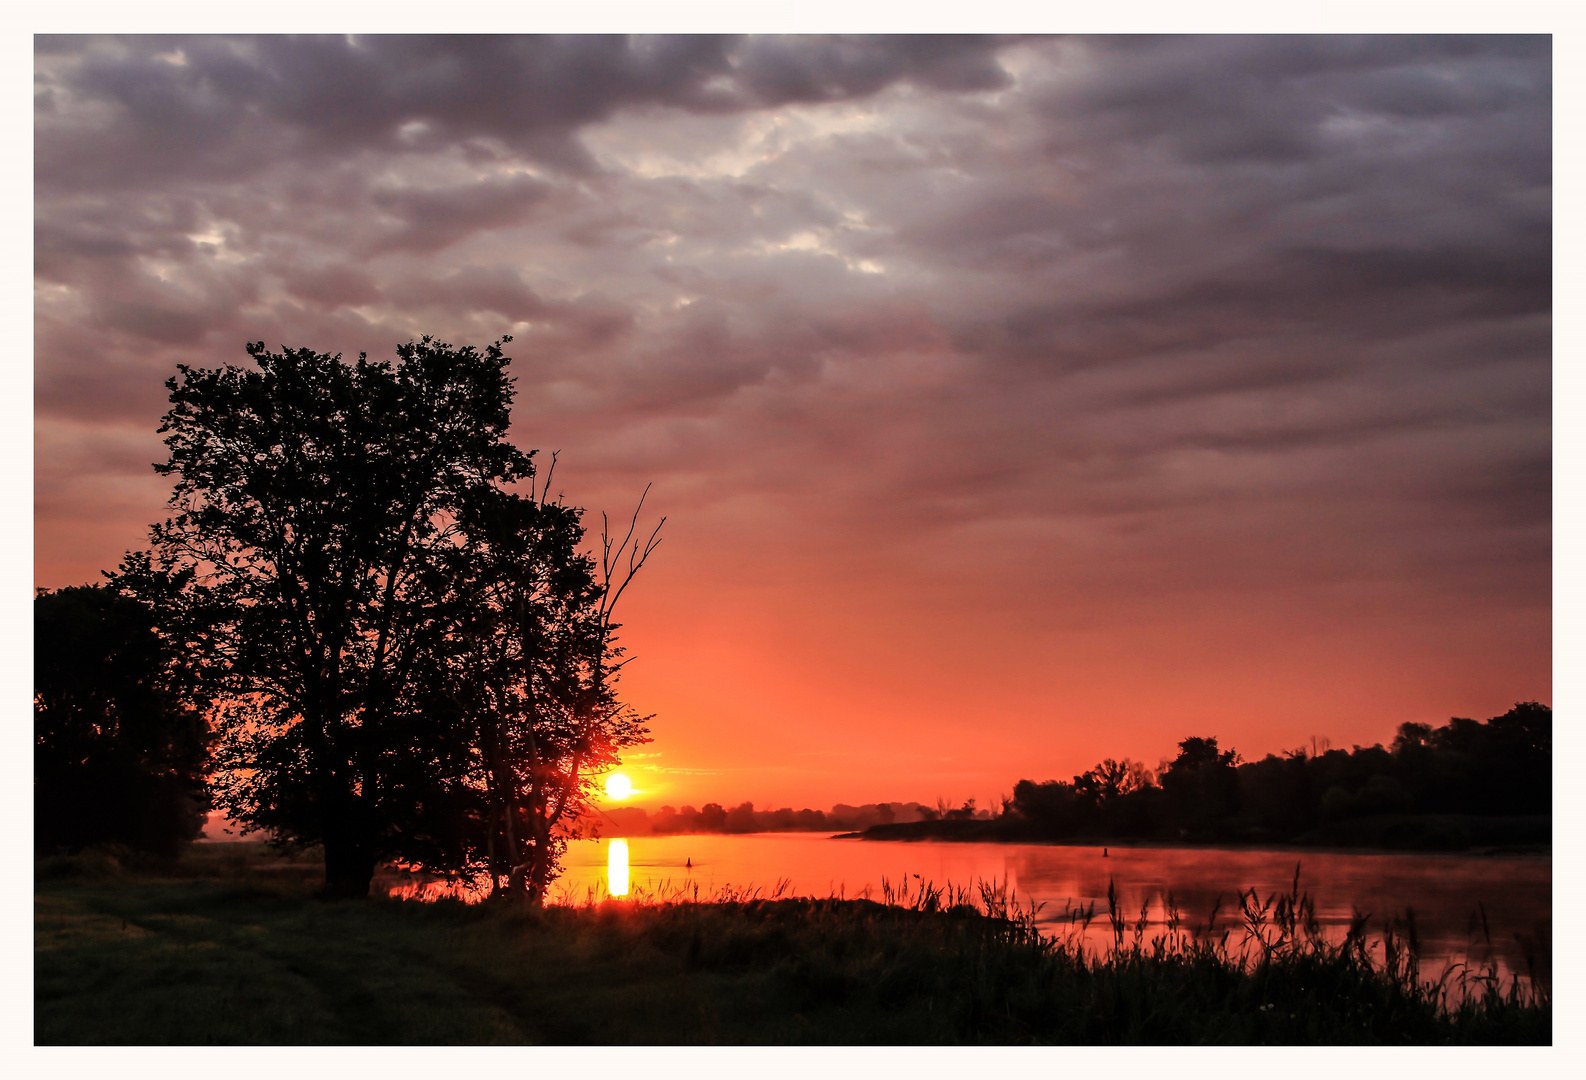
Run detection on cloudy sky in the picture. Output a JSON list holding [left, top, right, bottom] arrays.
[[33, 35, 1551, 810]]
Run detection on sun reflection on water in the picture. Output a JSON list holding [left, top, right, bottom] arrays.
[[608, 838, 630, 897]]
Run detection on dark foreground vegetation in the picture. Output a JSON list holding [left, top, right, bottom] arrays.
[[37, 845, 1547, 1045], [862, 704, 1551, 853]]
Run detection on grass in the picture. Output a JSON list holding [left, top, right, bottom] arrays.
[[34, 844, 1549, 1045]]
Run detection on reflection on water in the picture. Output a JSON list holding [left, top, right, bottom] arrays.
[[607, 838, 630, 897], [385, 833, 1549, 987], [548, 833, 1550, 986]]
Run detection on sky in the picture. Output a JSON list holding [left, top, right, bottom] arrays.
[[32, 35, 1552, 812]]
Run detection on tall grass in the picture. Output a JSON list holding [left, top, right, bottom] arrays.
[[466, 860, 1549, 1042], [571, 859, 1548, 1016]]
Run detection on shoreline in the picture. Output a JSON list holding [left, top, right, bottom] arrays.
[[829, 830, 1552, 860], [832, 812, 1552, 858]]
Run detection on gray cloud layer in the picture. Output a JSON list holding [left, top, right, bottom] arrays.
[[35, 36, 1550, 750]]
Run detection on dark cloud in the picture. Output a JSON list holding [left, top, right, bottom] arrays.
[[367, 174, 554, 254], [277, 261, 381, 309], [729, 35, 1013, 102], [36, 35, 1017, 190], [382, 265, 552, 322], [1052, 35, 1549, 165]]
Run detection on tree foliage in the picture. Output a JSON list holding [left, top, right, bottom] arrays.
[[1009, 705, 1550, 848], [34, 585, 211, 856], [126, 336, 656, 898], [443, 471, 657, 902]]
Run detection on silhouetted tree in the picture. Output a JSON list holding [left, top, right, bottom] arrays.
[[1010, 778, 1083, 834], [726, 802, 758, 832], [141, 337, 537, 896], [1160, 736, 1240, 836], [795, 807, 832, 829], [1236, 749, 1324, 838], [1390, 702, 1551, 816], [1485, 701, 1551, 813], [944, 798, 978, 821], [443, 469, 656, 904], [1074, 757, 1155, 807], [35, 585, 210, 856]]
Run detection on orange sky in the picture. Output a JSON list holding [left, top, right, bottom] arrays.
[[34, 36, 1551, 813]]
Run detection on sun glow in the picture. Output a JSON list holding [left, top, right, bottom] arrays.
[[604, 773, 634, 800], [607, 838, 630, 897]]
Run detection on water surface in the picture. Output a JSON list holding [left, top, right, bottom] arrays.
[[545, 833, 1550, 986]]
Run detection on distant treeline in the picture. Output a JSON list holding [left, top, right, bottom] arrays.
[[599, 801, 989, 835], [866, 703, 1550, 851]]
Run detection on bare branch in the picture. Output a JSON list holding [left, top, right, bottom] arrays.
[[598, 484, 663, 626], [536, 450, 560, 508]]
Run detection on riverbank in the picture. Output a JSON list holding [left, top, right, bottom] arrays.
[[842, 813, 1552, 855], [35, 845, 1548, 1044]]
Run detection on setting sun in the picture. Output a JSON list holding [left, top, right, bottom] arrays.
[[605, 773, 633, 800]]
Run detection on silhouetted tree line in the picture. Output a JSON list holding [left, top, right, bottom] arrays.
[[1002, 703, 1550, 849], [600, 801, 939, 835], [35, 338, 659, 902]]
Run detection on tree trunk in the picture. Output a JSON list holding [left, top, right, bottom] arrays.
[[486, 808, 502, 898], [321, 822, 376, 898], [521, 804, 556, 907], [527, 847, 552, 907]]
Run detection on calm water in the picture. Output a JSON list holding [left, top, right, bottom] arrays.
[[539, 833, 1551, 985], [388, 832, 1549, 986]]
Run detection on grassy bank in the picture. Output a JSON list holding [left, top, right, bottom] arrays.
[[35, 845, 1548, 1044]]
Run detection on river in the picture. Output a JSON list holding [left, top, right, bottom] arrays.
[[393, 832, 1550, 989]]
